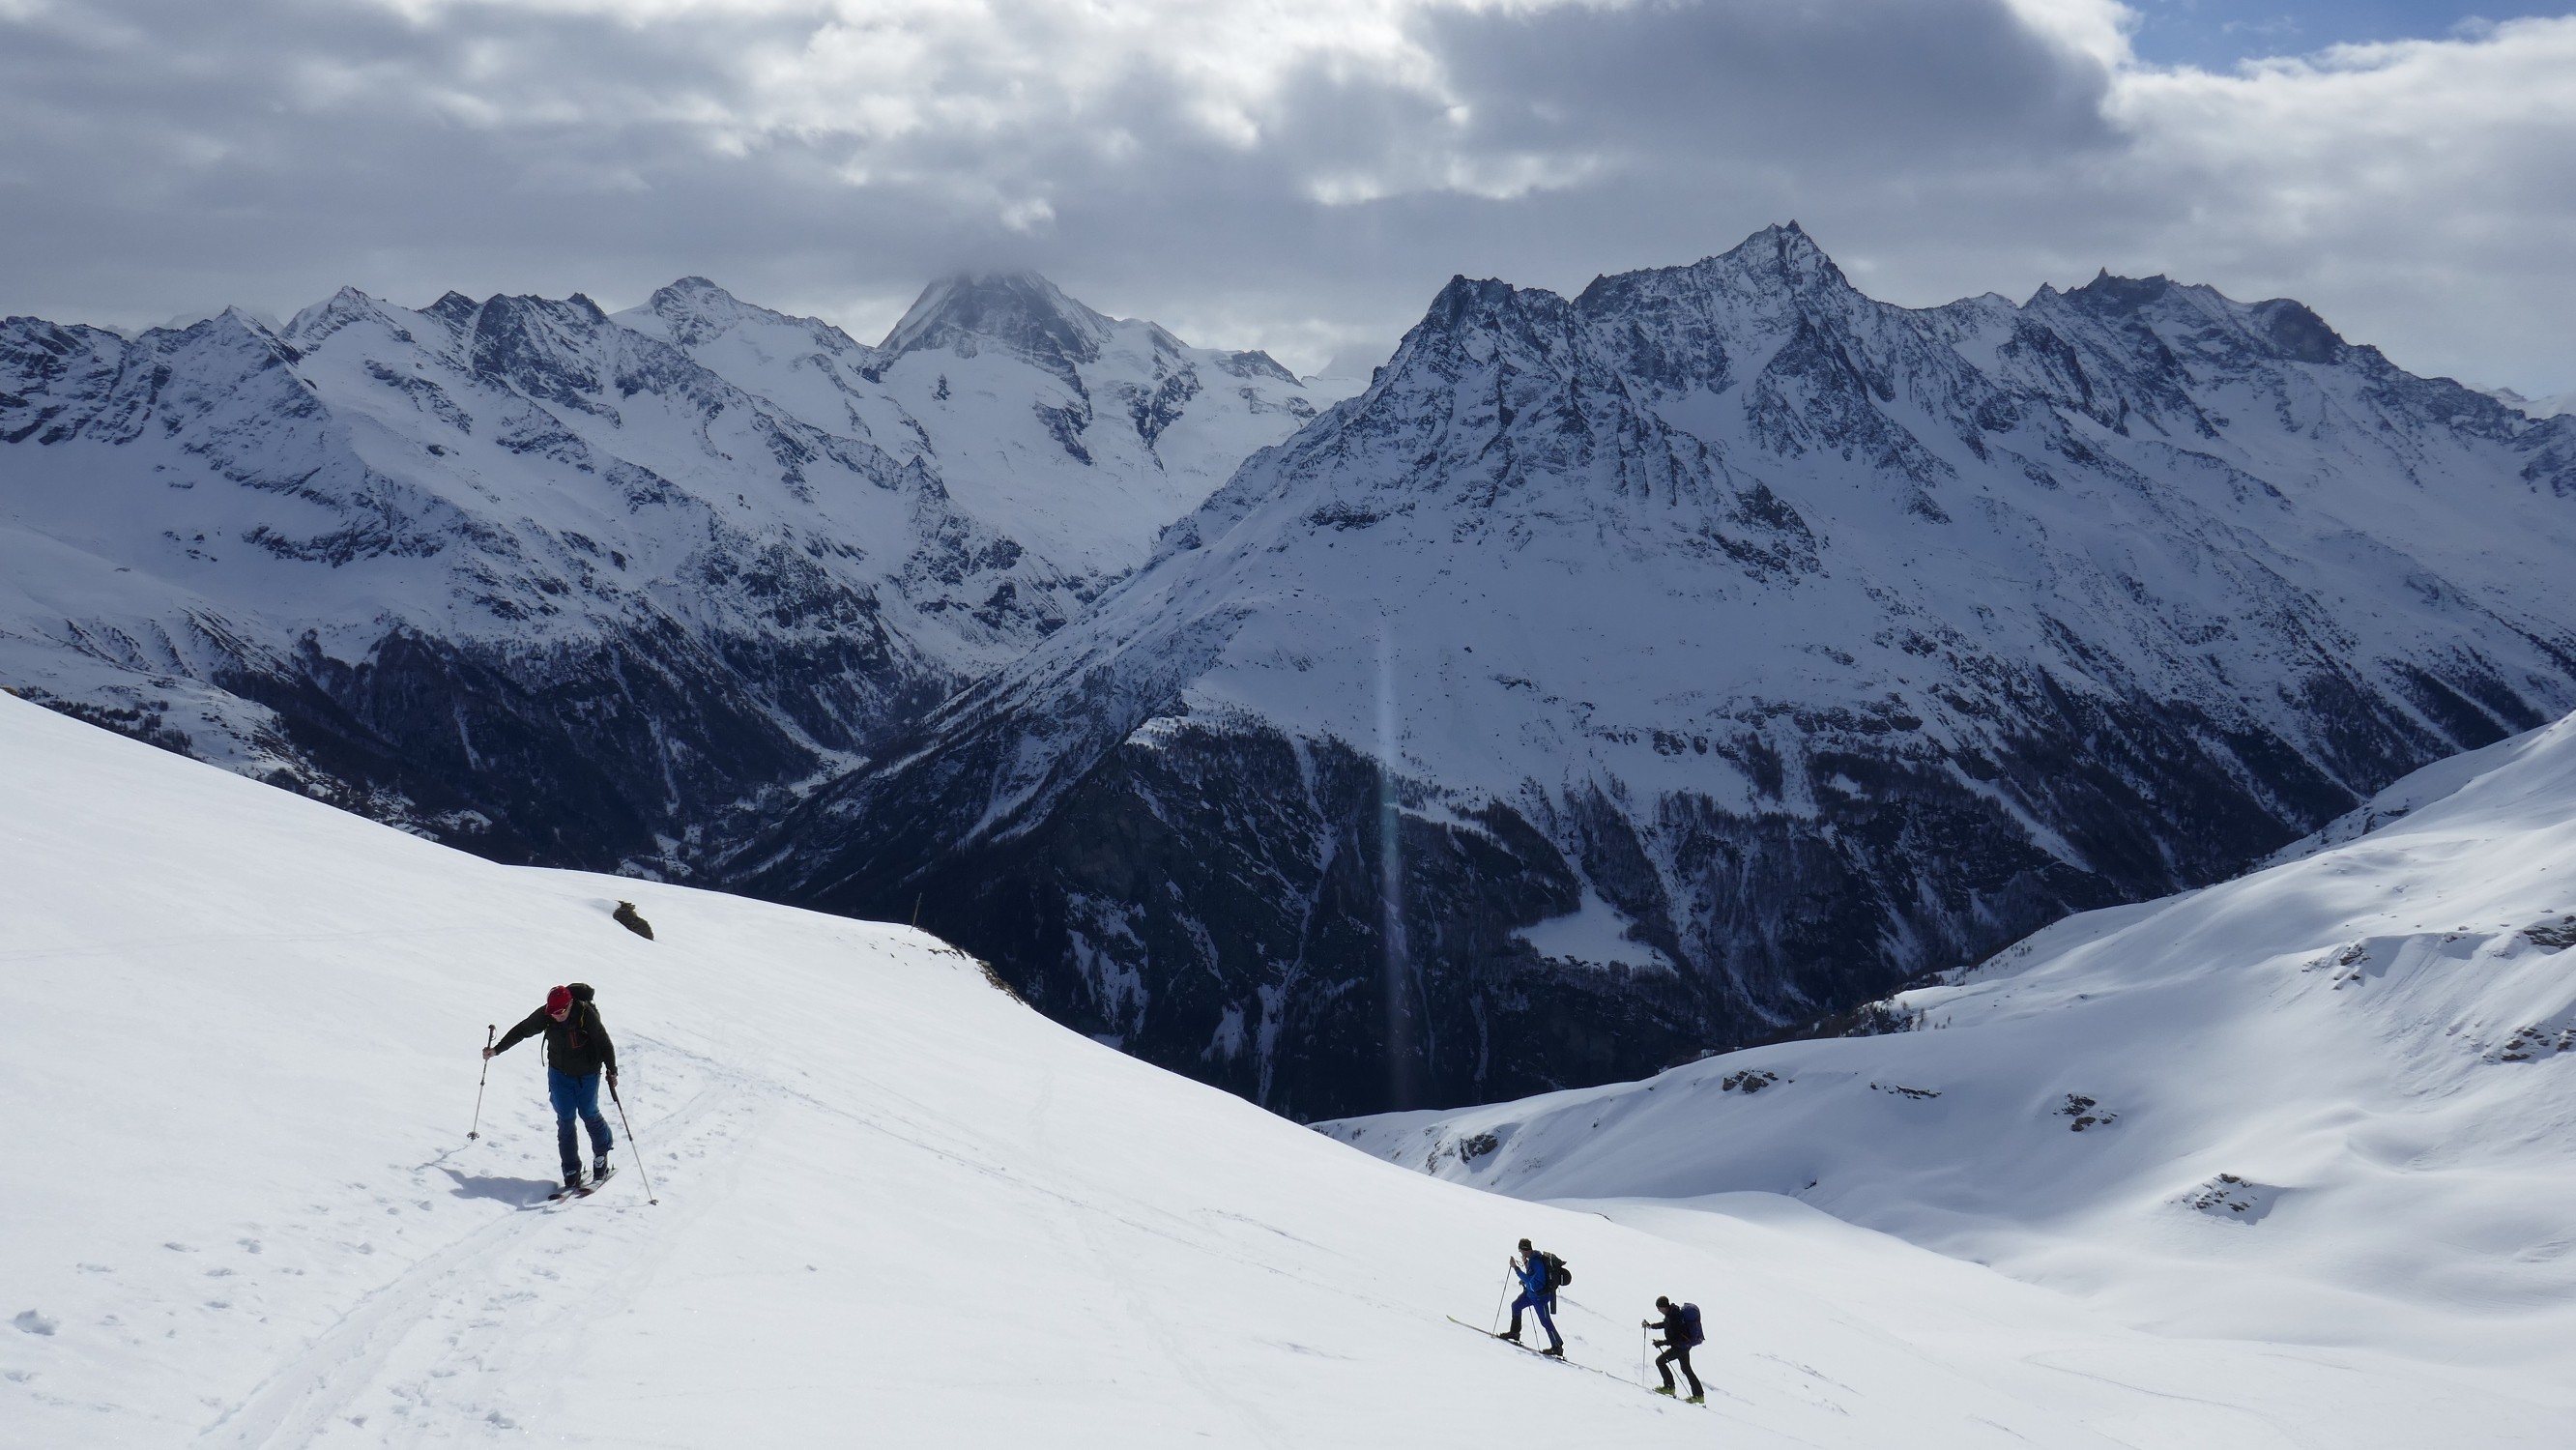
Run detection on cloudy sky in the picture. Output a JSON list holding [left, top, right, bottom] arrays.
[[2, 0, 2569, 392]]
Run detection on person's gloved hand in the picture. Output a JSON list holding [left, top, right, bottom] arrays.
[[481, 1047, 495, 1060], [606, 1067, 620, 1089]]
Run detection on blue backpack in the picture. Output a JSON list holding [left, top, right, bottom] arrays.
[[1681, 1302, 1704, 1348]]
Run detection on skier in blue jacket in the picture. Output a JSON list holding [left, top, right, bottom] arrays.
[[1503, 1238, 1565, 1356]]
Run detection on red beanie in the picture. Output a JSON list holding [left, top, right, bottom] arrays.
[[545, 984, 573, 1012]]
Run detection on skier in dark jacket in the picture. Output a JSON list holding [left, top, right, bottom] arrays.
[[487, 982, 618, 1192], [1644, 1295, 1703, 1402], [1503, 1238, 1565, 1356]]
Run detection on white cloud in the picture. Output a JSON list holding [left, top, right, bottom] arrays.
[[2093, 16, 2576, 388], [0, 0, 2566, 391]]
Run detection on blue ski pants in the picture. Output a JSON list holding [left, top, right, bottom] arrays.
[[548, 1069, 613, 1177], [1508, 1290, 1562, 1350]]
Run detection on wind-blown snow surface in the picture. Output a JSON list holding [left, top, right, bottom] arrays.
[[740, 223, 2576, 1120], [1322, 712, 2576, 1384], [6, 695, 2569, 1448], [0, 274, 1333, 870]]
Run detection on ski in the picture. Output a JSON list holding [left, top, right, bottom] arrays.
[[539, 1165, 617, 1205], [1442, 1319, 1555, 1359], [1446, 1316, 1702, 1403], [1445, 1316, 1571, 1362]]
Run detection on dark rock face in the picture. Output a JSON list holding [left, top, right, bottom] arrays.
[[735, 225, 2576, 1121], [742, 677, 2388, 1121]]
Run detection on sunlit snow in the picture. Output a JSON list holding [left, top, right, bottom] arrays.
[[1329, 711, 2576, 1435], [7, 693, 2569, 1445]]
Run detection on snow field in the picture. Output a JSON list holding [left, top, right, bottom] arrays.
[[4, 691, 2565, 1448], [1328, 716, 2576, 1436]]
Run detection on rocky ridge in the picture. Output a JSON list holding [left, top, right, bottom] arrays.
[[0, 275, 1331, 869], [734, 224, 2576, 1120]]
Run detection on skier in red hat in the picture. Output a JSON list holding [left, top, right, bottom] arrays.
[[487, 982, 619, 1194]]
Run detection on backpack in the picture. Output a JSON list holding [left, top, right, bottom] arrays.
[[1681, 1302, 1704, 1348], [1542, 1252, 1571, 1290]]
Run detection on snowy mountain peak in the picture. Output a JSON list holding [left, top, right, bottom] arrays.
[[422, 289, 480, 326], [1214, 348, 1300, 385], [743, 225, 2576, 1120], [1717, 218, 1845, 289], [880, 271, 1117, 379], [2, 264, 1342, 870], [465, 291, 624, 405], [281, 286, 416, 349], [2044, 271, 2344, 367], [628, 276, 881, 364], [2484, 385, 2576, 419], [1574, 221, 1855, 314]]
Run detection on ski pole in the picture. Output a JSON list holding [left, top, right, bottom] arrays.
[[1491, 1264, 1513, 1334], [1640, 1322, 1650, 1387], [607, 1077, 659, 1205], [467, 1024, 494, 1140]]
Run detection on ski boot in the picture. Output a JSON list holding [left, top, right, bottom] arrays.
[[593, 1159, 617, 1185], [1652, 1385, 1676, 1397], [1540, 1345, 1565, 1359], [1686, 1394, 1705, 1405]]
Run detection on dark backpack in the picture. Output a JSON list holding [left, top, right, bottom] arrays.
[[1542, 1252, 1571, 1290], [1681, 1302, 1704, 1347]]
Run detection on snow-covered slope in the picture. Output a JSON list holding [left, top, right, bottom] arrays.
[[620, 273, 1346, 588], [1, 273, 1323, 871], [1321, 710, 2576, 1373], [7, 694, 2568, 1448], [739, 224, 2576, 1121]]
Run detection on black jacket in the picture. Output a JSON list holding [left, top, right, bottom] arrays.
[[494, 1000, 616, 1077], [1652, 1306, 1693, 1349]]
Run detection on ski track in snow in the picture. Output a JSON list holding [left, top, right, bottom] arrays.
[[1037, 1067, 1288, 1450], [197, 1041, 760, 1449]]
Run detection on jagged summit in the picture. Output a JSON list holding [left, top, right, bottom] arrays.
[[421, 290, 480, 327], [1575, 222, 1850, 310], [632, 276, 878, 360], [880, 271, 1115, 377], [2032, 272, 2346, 364], [616, 268, 1332, 582]]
